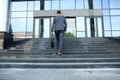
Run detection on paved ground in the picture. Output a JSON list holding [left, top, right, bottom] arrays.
[[0, 68, 120, 80]]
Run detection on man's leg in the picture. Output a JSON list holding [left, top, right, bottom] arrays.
[[59, 30, 64, 51], [55, 31, 59, 50]]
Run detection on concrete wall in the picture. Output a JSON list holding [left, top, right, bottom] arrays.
[[0, 0, 10, 32], [0, 0, 13, 49], [34, 10, 103, 18]]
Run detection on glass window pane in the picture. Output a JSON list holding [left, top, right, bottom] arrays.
[[61, 0, 75, 9], [110, 0, 120, 8], [45, 1, 51, 10], [11, 18, 26, 32], [77, 32, 85, 37], [86, 18, 91, 37], [76, 17, 85, 31], [52, 0, 59, 10], [97, 18, 103, 37], [66, 18, 76, 37], [105, 31, 112, 37], [12, 2, 27, 11], [102, 0, 109, 9], [27, 12, 33, 17], [35, 1, 40, 10], [93, 0, 102, 9], [35, 19, 39, 38], [111, 10, 120, 15], [103, 17, 111, 30], [28, 1, 34, 11], [26, 18, 33, 38], [84, 0, 89, 9], [112, 31, 120, 37], [44, 19, 50, 38], [11, 12, 26, 17], [103, 10, 110, 16], [27, 18, 33, 32], [111, 16, 120, 30], [76, 0, 84, 9]]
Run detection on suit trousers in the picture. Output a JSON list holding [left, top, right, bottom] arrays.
[[55, 30, 64, 51]]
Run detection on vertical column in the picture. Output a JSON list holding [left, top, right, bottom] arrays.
[[0, 0, 10, 32], [88, 0, 95, 37], [40, 0, 45, 38], [0, 0, 12, 49]]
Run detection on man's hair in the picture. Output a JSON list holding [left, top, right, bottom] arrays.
[[57, 10, 61, 14]]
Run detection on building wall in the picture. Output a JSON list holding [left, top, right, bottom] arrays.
[[0, 0, 10, 32], [10, 0, 120, 38], [0, 0, 13, 49]]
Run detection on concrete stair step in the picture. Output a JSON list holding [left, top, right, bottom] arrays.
[[0, 58, 120, 63], [0, 37, 120, 69], [0, 62, 120, 68], [0, 50, 114, 55], [0, 54, 120, 59]]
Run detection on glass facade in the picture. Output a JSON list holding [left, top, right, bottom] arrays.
[[10, 0, 120, 38]]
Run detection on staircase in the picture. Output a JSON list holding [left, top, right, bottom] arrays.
[[0, 37, 120, 69]]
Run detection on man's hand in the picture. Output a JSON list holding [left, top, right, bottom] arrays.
[[51, 32, 54, 35]]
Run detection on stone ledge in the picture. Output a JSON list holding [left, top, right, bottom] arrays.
[[0, 33, 4, 39]]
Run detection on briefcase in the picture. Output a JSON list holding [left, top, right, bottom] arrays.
[[51, 33, 55, 48]]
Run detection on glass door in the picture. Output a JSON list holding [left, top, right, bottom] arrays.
[[85, 17, 104, 37], [33, 18, 51, 38], [33, 18, 40, 38], [66, 18, 76, 37]]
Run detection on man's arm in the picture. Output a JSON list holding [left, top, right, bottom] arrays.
[[51, 17, 55, 32], [64, 17, 67, 32]]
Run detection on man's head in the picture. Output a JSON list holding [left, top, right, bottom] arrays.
[[57, 10, 61, 14]]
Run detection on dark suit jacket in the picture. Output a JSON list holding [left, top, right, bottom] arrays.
[[51, 16, 67, 32]]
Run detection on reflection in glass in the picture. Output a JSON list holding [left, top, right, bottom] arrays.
[[103, 17, 111, 30], [86, 17, 103, 37], [28, 1, 34, 11], [35, 1, 40, 10], [94, 18, 97, 37], [76, 17, 85, 31], [84, 0, 89, 9], [52, 0, 59, 10], [61, 0, 75, 9], [110, 0, 120, 8], [111, 16, 120, 30], [27, 18, 33, 32], [86, 18, 91, 37], [76, 0, 84, 9], [103, 10, 110, 16], [43, 19, 50, 38], [26, 18, 33, 38], [112, 31, 120, 37], [35, 19, 39, 38], [105, 31, 112, 37], [11, 12, 27, 17], [12, 2, 27, 11], [10, 0, 120, 38], [97, 18, 102, 37], [77, 32, 85, 37], [111, 10, 120, 15], [102, 0, 109, 9], [93, 0, 102, 9], [27, 12, 33, 17], [45, 1, 51, 10], [66, 18, 76, 37], [11, 18, 26, 32]]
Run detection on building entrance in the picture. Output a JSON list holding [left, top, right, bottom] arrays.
[[33, 10, 104, 38], [85, 17, 104, 37], [33, 17, 76, 38], [66, 17, 76, 37], [33, 18, 51, 38]]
